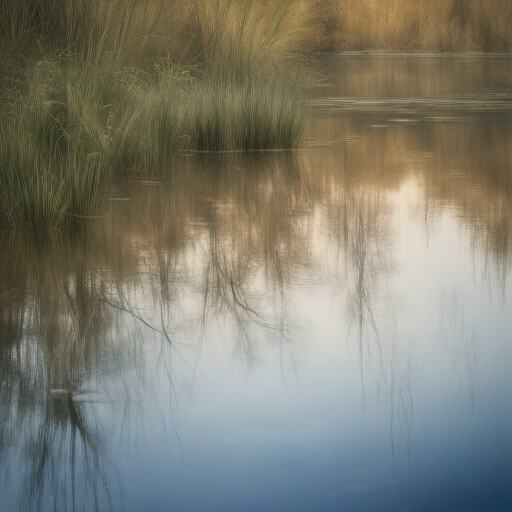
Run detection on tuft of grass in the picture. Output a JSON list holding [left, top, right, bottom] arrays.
[[189, 63, 308, 152], [0, 1, 310, 234], [185, 0, 310, 151], [0, 83, 113, 231]]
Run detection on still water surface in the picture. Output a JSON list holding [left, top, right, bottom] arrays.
[[1, 53, 511, 512]]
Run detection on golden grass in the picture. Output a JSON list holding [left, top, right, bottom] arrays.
[[308, 0, 512, 51]]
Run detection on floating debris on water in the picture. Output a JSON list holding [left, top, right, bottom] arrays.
[[50, 389, 70, 395]]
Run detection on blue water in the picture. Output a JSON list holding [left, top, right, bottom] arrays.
[[1, 53, 511, 512]]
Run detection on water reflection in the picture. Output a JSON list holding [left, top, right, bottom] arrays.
[[1, 54, 511, 511], [312, 52, 512, 101], [383, 333, 416, 461], [0, 154, 316, 509], [306, 109, 512, 298], [437, 287, 479, 410], [0, 237, 130, 511]]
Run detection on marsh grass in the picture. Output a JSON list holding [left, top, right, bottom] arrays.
[[0, 0, 310, 233], [189, 65, 308, 151], [184, 0, 310, 151], [4, 0, 509, 233]]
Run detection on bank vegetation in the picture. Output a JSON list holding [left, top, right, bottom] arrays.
[[1, 0, 510, 233], [0, 0, 309, 232]]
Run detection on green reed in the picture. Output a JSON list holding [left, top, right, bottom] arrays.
[[0, 0, 310, 233]]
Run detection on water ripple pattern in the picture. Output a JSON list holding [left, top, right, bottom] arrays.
[[308, 93, 512, 113]]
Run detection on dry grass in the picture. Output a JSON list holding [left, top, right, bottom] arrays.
[[308, 0, 512, 52]]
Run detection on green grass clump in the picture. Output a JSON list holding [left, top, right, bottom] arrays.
[[0, 0, 310, 233], [184, 0, 309, 151], [190, 64, 307, 151], [1, 57, 125, 231]]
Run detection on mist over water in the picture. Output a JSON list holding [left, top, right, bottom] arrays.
[[1, 53, 511, 512]]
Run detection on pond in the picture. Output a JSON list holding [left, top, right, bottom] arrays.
[[1, 53, 511, 512]]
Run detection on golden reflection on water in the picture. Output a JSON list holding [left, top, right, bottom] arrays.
[[308, 110, 512, 297], [1, 56, 511, 509], [312, 53, 512, 99]]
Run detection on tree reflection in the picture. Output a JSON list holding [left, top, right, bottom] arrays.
[[342, 189, 394, 385], [193, 154, 311, 367], [20, 390, 118, 512]]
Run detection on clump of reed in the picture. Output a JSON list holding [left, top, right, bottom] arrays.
[[0, 0, 310, 233], [186, 0, 309, 151], [189, 65, 307, 151]]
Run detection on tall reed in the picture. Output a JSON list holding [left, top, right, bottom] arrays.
[[0, 0, 310, 233]]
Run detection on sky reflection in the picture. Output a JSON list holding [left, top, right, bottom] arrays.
[[1, 54, 511, 512]]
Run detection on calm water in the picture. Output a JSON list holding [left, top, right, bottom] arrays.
[[1, 53, 511, 512]]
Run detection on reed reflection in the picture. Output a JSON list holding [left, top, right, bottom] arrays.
[[315, 169, 416, 458], [0, 235, 132, 511], [437, 287, 479, 410], [307, 107, 512, 299], [417, 117, 512, 302], [381, 333, 416, 461], [1, 78, 511, 506]]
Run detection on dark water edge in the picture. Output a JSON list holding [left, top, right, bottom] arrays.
[[1, 53, 511, 512]]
